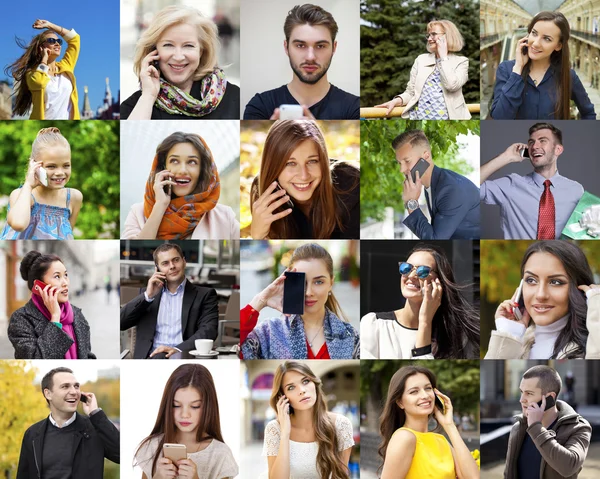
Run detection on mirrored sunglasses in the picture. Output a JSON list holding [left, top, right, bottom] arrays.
[[398, 262, 435, 279]]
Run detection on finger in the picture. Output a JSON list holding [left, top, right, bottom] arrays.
[[148, 66, 160, 78], [269, 108, 280, 120], [266, 194, 293, 213], [271, 208, 293, 221], [260, 181, 281, 201], [301, 105, 316, 119], [578, 285, 591, 293]]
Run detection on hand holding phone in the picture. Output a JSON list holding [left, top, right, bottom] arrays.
[[512, 279, 526, 321], [79, 393, 88, 403], [536, 394, 556, 410], [275, 394, 292, 436], [273, 182, 294, 211], [37, 166, 48, 187], [163, 443, 187, 462], [410, 158, 430, 183], [279, 104, 304, 120], [32, 279, 49, 296], [147, 269, 167, 299], [434, 393, 446, 415], [520, 147, 530, 159]]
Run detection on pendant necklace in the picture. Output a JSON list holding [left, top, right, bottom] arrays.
[[307, 324, 323, 348]]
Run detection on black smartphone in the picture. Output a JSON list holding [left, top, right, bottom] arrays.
[[151, 45, 161, 72], [434, 393, 446, 415], [80, 394, 88, 404], [283, 271, 305, 315], [273, 182, 294, 211], [522, 45, 528, 56], [278, 394, 294, 415], [520, 147, 530, 159], [537, 394, 556, 410], [156, 266, 167, 286], [410, 158, 430, 183]]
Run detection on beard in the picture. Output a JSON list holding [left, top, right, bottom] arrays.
[[289, 55, 333, 85]]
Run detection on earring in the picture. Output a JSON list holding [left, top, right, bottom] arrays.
[[328, 291, 332, 296]]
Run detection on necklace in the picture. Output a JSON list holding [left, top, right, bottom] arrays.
[[307, 324, 323, 348]]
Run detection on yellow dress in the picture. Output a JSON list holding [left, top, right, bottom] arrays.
[[396, 427, 456, 479]]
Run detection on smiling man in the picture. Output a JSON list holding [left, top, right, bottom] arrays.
[[480, 122, 583, 239], [120, 243, 218, 358], [243, 4, 359, 120], [16, 367, 119, 479], [504, 365, 591, 479]]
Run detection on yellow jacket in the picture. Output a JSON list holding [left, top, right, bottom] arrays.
[[26, 29, 80, 119]]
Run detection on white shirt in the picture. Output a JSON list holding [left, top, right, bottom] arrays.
[[49, 412, 76, 428], [43, 72, 73, 119]]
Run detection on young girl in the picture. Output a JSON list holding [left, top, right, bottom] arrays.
[[250, 120, 359, 239], [134, 364, 238, 479], [378, 366, 479, 479], [485, 241, 600, 359], [263, 361, 354, 478], [490, 11, 595, 119], [1, 127, 82, 240]]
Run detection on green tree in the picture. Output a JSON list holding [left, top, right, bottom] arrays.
[[360, 119, 479, 222], [361, 0, 480, 108]]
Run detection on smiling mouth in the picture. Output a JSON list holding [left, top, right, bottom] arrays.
[[530, 48, 542, 54], [417, 401, 432, 408], [174, 177, 191, 186], [404, 282, 421, 291], [532, 304, 554, 313], [291, 181, 313, 191], [532, 152, 544, 158], [305, 300, 318, 307], [169, 64, 188, 72], [50, 177, 66, 184], [65, 398, 77, 404]]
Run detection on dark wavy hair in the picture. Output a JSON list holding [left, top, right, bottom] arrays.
[[520, 241, 592, 358], [20, 250, 63, 291], [404, 244, 480, 359]]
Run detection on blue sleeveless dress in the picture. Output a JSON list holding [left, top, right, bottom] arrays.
[[0, 188, 74, 240]]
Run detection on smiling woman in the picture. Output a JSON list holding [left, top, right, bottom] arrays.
[[121, 5, 240, 120], [7, 250, 95, 359]]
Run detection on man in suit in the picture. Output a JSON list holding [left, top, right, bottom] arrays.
[[120, 243, 218, 359], [16, 367, 120, 479], [394, 129, 480, 239]]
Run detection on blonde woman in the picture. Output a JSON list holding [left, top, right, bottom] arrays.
[[263, 361, 354, 478], [122, 5, 239, 120], [376, 20, 470, 120]]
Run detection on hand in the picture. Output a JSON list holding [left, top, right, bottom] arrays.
[[402, 169, 423, 203], [514, 37, 530, 72], [250, 181, 293, 239], [436, 34, 448, 58], [153, 170, 176, 208], [38, 283, 61, 320], [418, 278, 443, 325], [140, 49, 161, 99], [147, 271, 167, 299], [374, 97, 403, 116], [432, 389, 454, 428], [176, 459, 199, 479], [25, 159, 43, 188], [38, 47, 50, 64], [80, 392, 99, 415], [251, 268, 296, 313], [269, 105, 316, 120], [495, 287, 531, 329], [526, 396, 545, 426], [578, 284, 600, 294], [150, 345, 179, 358], [32, 19, 51, 30], [275, 394, 292, 438], [155, 457, 178, 479], [501, 143, 528, 164]]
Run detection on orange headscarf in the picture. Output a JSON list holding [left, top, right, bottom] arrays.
[[143, 136, 221, 239]]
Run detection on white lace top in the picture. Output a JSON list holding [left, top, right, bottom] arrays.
[[262, 414, 354, 479], [135, 434, 238, 479]]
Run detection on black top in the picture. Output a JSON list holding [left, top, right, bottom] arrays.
[[43, 420, 76, 479], [121, 81, 240, 119], [517, 418, 558, 478], [243, 84, 360, 120]]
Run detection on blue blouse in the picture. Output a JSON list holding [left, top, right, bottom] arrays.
[[490, 60, 596, 120]]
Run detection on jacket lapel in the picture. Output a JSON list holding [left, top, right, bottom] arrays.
[[181, 281, 197, 337], [72, 309, 87, 358], [32, 419, 48, 478], [429, 166, 440, 215]]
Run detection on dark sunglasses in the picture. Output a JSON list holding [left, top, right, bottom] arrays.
[[398, 262, 436, 279], [45, 38, 63, 46]]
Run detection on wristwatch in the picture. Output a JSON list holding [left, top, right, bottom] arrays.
[[405, 199, 419, 213]]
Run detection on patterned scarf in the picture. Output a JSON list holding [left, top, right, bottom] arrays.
[[155, 69, 227, 117], [31, 294, 78, 359], [143, 136, 221, 239]]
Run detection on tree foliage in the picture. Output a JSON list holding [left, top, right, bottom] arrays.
[[0, 120, 120, 238], [361, 0, 480, 108], [360, 119, 479, 222]]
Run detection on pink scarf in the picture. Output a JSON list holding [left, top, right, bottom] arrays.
[[31, 295, 78, 359]]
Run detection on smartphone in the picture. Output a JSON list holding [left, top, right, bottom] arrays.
[[279, 104, 304, 120], [521, 45, 528, 56], [520, 147, 530, 158], [278, 394, 295, 415], [156, 266, 167, 286], [513, 279, 526, 321], [32, 279, 49, 296], [37, 166, 48, 187], [80, 393, 88, 404], [151, 45, 161, 72], [410, 158, 430, 183], [434, 393, 446, 415], [283, 271, 306, 315], [536, 394, 556, 410], [274, 182, 294, 210], [163, 444, 187, 462]]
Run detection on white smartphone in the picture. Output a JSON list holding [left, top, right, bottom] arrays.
[[513, 279, 525, 321], [279, 104, 304, 120], [37, 166, 48, 186]]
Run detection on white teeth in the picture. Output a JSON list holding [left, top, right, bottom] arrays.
[[175, 179, 190, 184]]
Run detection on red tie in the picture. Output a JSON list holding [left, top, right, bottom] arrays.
[[537, 179, 555, 239]]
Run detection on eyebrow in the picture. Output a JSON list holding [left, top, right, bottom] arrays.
[[312, 275, 327, 280], [292, 39, 331, 45], [160, 39, 197, 44], [407, 383, 431, 392], [528, 136, 550, 142], [524, 271, 568, 279], [59, 382, 80, 387], [519, 389, 536, 393], [532, 29, 553, 39], [284, 376, 308, 388], [173, 399, 202, 403], [289, 154, 320, 160], [168, 154, 199, 159]]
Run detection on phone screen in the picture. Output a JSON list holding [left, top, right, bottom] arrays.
[[410, 158, 430, 183], [521, 147, 530, 158], [283, 271, 305, 315], [80, 394, 88, 404], [536, 394, 556, 410]]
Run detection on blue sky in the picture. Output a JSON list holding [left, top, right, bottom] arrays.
[[0, 0, 120, 115]]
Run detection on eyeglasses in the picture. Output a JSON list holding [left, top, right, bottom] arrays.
[[45, 38, 63, 46], [425, 32, 445, 40], [398, 262, 436, 279]]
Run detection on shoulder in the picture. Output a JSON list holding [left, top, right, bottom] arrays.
[[329, 84, 359, 102], [209, 203, 237, 219], [10, 302, 35, 321], [69, 188, 83, 204], [414, 53, 432, 64], [135, 435, 162, 464], [498, 60, 515, 71], [361, 311, 396, 325], [210, 438, 234, 453], [264, 419, 280, 436], [121, 90, 143, 112], [23, 416, 48, 437], [331, 412, 352, 429], [225, 82, 240, 93], [389, 428, 417, 450], [188, 282, 217, 296], [251, 85, 287, 102], [556, 174, 583, 190]]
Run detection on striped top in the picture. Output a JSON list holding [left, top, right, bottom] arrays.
[[152, 279, 186, 349]]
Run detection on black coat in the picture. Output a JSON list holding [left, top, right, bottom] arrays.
[[16, 410, 120, 479]]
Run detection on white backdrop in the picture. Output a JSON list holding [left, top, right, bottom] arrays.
[[120, 360, 241, 479]]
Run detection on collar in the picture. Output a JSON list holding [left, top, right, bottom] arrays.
[[164, 278, 186, 296], [529, 170, 562, 187], [534, 314, 569, 335], [49, 411, 77, 428]]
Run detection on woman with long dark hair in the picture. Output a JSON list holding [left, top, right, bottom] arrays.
[[485, 241, 600, 359], [250, 120, 359, 239], [8, 250, 95, 359], [378, 366, 478, 479], [361, 244, 479, 359], [5, 19, 80, 119], [122, 131, 239, 239], [490, 11, 595, 119], [134, 364, 238, 479], [263, 361, 354, 479]]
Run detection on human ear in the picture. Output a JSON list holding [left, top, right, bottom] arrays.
[[396, 399, 404, 410], [284, 40, 289, 57], [555, 144, 564, 156], [555, 42, 562, 52], [332, 40, 337, 54]]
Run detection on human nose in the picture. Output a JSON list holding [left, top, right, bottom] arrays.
[[298, 164, 310, 180], [172, 47, 186, 60], [534, 283, 550, 300]]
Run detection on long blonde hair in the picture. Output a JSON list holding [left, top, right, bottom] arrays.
[[269, 361, 349, 479]]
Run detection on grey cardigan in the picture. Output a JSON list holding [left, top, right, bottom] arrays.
[[8, 299, 96, 359]]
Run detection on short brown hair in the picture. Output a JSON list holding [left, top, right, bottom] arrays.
[[41, 367, 74, 403], [283, 4, 338, 43], [391, 130, 430, 151], [523, 365, 562, 395], [529, 123, 563, 145], [152, 243, 185, 266]]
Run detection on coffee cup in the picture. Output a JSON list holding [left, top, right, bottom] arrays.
[[195, 339, 213, 354]]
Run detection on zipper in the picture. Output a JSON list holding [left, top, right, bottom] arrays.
[[32, 440, 41, 479]]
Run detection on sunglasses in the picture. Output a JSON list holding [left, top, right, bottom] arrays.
[[398, 262, 436, 279], [44, 38, 63, 46]]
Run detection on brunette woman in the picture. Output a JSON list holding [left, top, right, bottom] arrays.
[[5, 19, 80, 119], [490, 11, 595, 119], [250, 120, 359, 239], [263, 361, 354, 478], [134, 364, 238, 479], [361, 244, 479, 359]]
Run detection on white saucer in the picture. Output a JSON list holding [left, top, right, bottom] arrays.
[[189, 350, 219, 357]]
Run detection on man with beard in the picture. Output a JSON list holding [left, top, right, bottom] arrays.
[[480, 122, 583, 239], [243, 4, 359, 120]]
